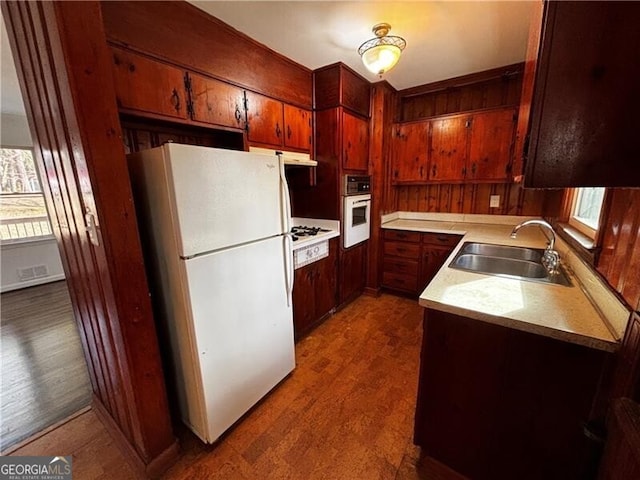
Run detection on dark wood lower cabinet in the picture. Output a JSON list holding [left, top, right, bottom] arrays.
[[292, 238, 338, 339], [338, 241, 367, 307], [382, 229, 461, 296], [415, 308, 611, 480]]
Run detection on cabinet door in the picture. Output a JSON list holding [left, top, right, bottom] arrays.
[[246, 92, 284, 147], [523, 1, 640, 187], [314, 244, 338, 320], [392, 122, 429, 183], [468, 108, 516, 182], [429, 115, 469, 181], [419, 246, 452, 291], [292, 266, 315, 339], [283, 105, 312, 152], [342, 111, 369, 172], [339, 243, 366, 306], [188, 73, 245, 129], [111, 47, 187, 120]]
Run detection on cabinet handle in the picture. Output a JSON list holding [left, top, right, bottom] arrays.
[[432, 164, 437, 178], [170, 89, 181, 113], [420, 166, 424, 178], [397, 233, 407, 239], [235, 105, 242, 124], [275, 123, 282, 138], [436, 236, 449, 243], [396, 247, 407, 253], [462, 166, 466, 177], [287, 125, 292, 139], [471, 163, 477, 176]]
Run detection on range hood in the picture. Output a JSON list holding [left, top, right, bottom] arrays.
[[249, 147, 317, 167]]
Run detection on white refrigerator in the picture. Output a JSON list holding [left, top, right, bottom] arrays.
[[128, 143, 295, 443]]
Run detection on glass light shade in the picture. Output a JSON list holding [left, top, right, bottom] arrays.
[[361, 44, 402, 75]]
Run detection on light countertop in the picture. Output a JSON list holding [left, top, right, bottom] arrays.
[[382, 213, 626, 352]]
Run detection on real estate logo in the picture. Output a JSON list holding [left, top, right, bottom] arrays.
[[0, 456, 72, 480]]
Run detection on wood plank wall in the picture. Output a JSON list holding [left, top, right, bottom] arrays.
[[393, 183, 560, 217], [398, 63, 523, 122], [598, 189, 640, 311]]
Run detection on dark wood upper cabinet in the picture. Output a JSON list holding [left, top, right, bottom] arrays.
[[429, 115, 469, 182], [246, 91, 312, 152], [521, 1, 640, 187], [283, 104, 312, 151], [314, 63, 371, 118], [111, 46, 187, 121], [188, 73, 245, 130], [392, 122, 429, 183], [342, 111, 369, 172], [246, 91, 283, 146], [467, 108, 516, 182]]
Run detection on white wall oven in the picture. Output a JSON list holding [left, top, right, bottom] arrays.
[[342, 175, 371, 248]]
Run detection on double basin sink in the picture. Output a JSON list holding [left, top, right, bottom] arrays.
[[449, 242, 571, 286]]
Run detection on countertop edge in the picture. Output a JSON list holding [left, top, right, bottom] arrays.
[[419, 298, 618, 353]]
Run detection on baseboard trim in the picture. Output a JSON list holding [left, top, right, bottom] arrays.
[[363, 287, 381, 297], [1, 273, 66, 293], [92, 396, 179, 479]]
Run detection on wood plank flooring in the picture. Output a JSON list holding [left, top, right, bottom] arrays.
[[8, 293, 461, 479], [1, 280, 92, 451]]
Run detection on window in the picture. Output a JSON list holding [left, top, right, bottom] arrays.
[[0, 148, 53, 242], [569, 187, 606, 238]]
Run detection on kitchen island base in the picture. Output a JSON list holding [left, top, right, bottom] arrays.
[[415, 308, 611, 480]]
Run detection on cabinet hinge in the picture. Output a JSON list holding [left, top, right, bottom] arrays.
[[184, 72, 194, 118], [243, 92, 250, 132]]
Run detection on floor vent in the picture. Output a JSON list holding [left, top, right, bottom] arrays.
[[18, 265, 50, 282]]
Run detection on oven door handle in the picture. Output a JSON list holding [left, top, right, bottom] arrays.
[[353, 199, 371, 205]]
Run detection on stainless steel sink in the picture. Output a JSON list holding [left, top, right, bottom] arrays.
[[449, 242, 571, 286], [460, 243, 542, 262]]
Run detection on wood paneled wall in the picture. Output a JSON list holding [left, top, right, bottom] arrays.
[[2, 1, 177, 475], [394, 183, 561, 217], [398, 63, 523, 122], [598, 189, 640, 311], [100, 1, 312, 108]]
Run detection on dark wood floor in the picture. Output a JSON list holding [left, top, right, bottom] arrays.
[[1, 280, 92, 451], [8, 293, 463, 479]]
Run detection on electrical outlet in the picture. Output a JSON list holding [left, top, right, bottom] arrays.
[[490, 195, 500, 208]]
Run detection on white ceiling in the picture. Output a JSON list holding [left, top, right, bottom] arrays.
[[1, 1, 534, 116]]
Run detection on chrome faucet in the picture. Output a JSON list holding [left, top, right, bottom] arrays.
[[510, 219, 560, 275]]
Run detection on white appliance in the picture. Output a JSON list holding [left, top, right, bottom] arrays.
[[127, 143, 295, 444], [342, 175, 372, 248]]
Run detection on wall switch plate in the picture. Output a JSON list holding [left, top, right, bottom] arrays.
[[490, 195, 500, 208]]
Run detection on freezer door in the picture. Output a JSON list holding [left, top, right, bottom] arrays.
[[183, 235, 295, 442], [163, 143, 288, 257]]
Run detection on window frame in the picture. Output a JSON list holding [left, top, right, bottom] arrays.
[[568, 187, 606, 240], [0, 146, 55, 244]]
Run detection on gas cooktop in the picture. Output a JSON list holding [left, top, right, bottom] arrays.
[[291, 225, 331, 241]]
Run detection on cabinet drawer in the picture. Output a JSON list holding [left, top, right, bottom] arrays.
[[383, 257, 419, 276], [382, 272, 418, 292], [383, 241, 421, 259], [384, 229, 421, 243], [422, 233, 462, 247]]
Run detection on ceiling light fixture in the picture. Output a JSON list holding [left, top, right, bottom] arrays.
[[358, 23, 406, 76]]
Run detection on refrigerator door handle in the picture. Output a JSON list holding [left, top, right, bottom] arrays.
[[283, 233, 294, 307], [278, 153, 292, 233]]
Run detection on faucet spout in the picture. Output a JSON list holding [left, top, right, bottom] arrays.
[[510, 219, 555, 251], [510, 219, 559, 274]]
